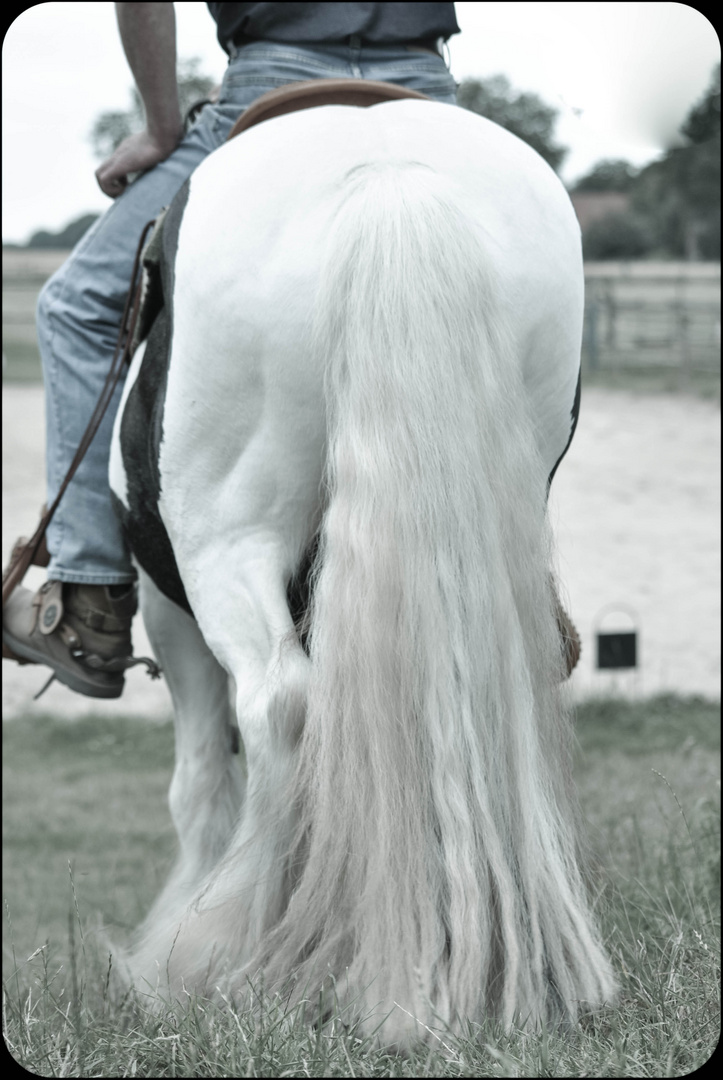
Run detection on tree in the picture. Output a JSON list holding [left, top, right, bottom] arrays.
[[574, 64, 720, 260], [90, 57, 216, 160], [631, 63, 720, 259], [681, 62, 720, 145], [26, 214, 100, 250], [581, 211, 652, 260], [572, 159, 639, 193], [456, 75, 567, 172]]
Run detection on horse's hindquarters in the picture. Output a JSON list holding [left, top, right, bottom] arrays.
[[115, 100, 613, 1045]]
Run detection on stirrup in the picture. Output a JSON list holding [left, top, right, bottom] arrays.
[[74, 648, 162, 679]]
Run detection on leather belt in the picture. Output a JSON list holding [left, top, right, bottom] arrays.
[[230, 32, 442, 56]]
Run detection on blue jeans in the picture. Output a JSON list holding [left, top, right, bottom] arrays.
[[37, 41, 457, 584]]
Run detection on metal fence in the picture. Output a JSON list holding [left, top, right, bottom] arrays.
[[582, 262, 720, 374]]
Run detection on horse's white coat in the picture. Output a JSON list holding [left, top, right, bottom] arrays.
[[109, 338, 146, 512], [116, 101, 614, 1046], [138, 569, 245, 903]]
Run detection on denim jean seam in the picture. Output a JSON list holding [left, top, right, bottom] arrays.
[[226, 56, 352, 77], [367, 60, 451, 72], [211, 106, 251, 139], [224, 68, 351, 87], [48, 569, 137, 586], [222, 75, 330, 90], [225, 46, 451, 75], [189, 100, 235, 152], [221, 74, 456, 102], [229, 46, 353, 67], [226, 60, 448, 77], [39, 275, 69, 566]]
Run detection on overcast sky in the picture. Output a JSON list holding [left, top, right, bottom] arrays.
[[2, 2, 719, 244]]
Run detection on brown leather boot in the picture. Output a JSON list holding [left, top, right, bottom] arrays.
[[2, 580, 155, 699]]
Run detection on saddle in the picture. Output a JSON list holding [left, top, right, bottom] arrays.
[[225, 78, 429, 141]]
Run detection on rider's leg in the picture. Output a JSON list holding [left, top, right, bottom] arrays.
[[38, 118, 227, 588], [2, 79, 271, 694], [2, 109, 224, 696]]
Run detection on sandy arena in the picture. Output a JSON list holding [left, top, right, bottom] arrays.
[[2, 383, 720, 719]]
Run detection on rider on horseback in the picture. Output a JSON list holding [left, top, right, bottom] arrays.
[[2, 2, 460, 698]]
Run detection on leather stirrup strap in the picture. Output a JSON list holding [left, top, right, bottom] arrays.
[[1, 217, 156, 612]]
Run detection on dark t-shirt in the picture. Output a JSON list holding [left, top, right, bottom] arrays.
[[207, 2, 460, 52]]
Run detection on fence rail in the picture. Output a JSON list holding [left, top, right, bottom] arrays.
[[3, 250, 721, 377], [582, 262, 720, 374], [2, 249, 69, 349]]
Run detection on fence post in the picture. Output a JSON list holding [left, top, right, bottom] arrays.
[[585, 296, 599, 372], [675, 278, 691, 391]]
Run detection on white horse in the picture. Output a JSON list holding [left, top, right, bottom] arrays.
[[110, 97, 616, 1047]]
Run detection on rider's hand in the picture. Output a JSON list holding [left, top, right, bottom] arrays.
[[95, 126, 183, 198]]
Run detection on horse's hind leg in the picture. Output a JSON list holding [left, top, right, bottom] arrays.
[[133, 568, 245, 934], [140, 537, 311, 988], [198, 542, 310, 938]]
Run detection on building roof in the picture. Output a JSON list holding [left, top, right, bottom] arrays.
[[569, 191, 630, 232]]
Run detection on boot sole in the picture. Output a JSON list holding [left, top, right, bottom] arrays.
[[2, 628, 125, 700]]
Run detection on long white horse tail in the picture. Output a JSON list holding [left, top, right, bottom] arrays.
[[259, 161, 616, 1041]]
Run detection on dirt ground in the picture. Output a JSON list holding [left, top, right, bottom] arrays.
[[2, 383, 720, 720]]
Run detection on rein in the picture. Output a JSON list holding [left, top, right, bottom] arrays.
[[1, 217, 156, 618]]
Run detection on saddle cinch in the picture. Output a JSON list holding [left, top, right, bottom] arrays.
[[1, 79, 428, 663]]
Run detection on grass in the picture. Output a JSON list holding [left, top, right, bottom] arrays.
[[3, 695, 720, 1076]]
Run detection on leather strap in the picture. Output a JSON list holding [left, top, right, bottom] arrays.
[[2, 217, 156, 614]]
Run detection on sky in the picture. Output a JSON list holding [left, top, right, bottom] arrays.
[[2, 2, 720, 244]]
